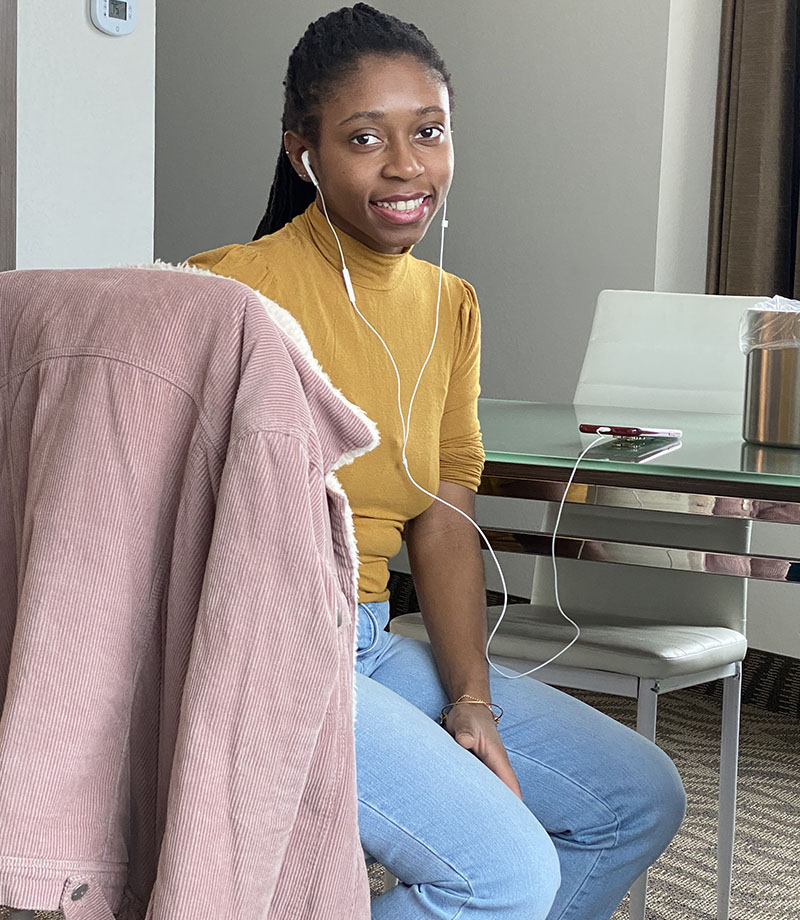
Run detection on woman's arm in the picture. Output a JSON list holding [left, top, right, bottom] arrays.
[[405, 480, 522, 798]]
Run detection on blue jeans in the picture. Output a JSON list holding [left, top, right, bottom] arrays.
[[355, 602, 685, 920]]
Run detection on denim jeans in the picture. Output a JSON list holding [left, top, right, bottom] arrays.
[[355, 602, 685, 920]]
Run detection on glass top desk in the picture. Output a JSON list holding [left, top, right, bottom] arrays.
[[477, 400, 800, 583]]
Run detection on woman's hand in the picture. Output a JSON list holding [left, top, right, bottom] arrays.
[[444, 702, 523, 800]]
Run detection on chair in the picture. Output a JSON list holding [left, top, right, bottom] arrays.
[[391, 290, 766, 919]]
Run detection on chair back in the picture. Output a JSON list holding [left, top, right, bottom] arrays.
[[531, 290, 759, 633], [574, 290, 766, 413]]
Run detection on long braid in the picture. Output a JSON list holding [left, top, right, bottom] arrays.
[[253, 144, 315, 241], [253, 3, 453, 239]]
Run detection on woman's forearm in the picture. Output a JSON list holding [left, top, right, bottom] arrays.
[[405, 481, 491, 702]]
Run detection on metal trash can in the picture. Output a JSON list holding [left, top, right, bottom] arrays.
[[740, 297, 800, 448]]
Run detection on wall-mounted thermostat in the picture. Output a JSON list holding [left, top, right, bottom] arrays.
[[91, 0, 137, 36]]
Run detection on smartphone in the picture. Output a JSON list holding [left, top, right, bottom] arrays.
[[582, 436, 683, 463], [579, 423, 683, 439]]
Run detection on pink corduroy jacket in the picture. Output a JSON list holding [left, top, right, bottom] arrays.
[[0, 265, 377, 920]]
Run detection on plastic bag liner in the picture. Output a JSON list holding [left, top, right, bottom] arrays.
[[739, 295, 800, 354]]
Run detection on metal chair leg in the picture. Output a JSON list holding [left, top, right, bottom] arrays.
[[629, 868, 648, 920], [717, 664, 741, 920], [636, 678, 659, 743], [629, 679, 659, 919], [382, 867, 399, 890]]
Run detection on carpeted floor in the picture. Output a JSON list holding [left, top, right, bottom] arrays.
[[588, 689, 800, 920]]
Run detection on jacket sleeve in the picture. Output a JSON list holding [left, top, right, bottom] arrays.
[[148, 428, 344, 919]]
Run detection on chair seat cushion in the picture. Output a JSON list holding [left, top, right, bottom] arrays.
[[390, 605, 747, 679]]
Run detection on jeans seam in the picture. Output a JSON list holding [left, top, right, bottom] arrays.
[[359, 798, 475, 918], [504, 745, 621, 849], [549, 848, 605, 920], [505, 745, 620, 919]]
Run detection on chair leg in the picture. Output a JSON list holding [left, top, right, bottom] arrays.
[[717, 664, 742, 920], [629, 679, 659, 920], [635, 678, 659, 743]]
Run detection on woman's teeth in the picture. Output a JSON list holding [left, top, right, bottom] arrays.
[[374, 197, 426, 212]]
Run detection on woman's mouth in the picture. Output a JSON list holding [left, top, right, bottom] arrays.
[[370, 195, 432, 225]]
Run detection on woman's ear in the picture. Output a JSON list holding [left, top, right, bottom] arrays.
[[283, 131, 313, 183]]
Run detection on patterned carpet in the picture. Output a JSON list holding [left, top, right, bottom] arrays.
[[589, 689, 800, 920]]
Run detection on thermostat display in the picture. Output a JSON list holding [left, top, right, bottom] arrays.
[[91, 0, 136, 35]]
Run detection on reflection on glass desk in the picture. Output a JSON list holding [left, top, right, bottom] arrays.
[[477, 400, 800, 583], [583, 436, 683, 464]]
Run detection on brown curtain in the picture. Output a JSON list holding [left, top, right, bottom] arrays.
[[707, 0, 800, 297]]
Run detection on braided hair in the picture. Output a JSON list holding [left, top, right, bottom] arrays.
[[253, 3, 453, 240]]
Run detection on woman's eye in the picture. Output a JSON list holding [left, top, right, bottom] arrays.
[[417, 126, 444, 141], [351, 134, 380, 147]]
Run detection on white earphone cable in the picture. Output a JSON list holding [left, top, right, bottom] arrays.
[[315, 183, 413, 444], [310, 164, 601, 679], [487, 432, 606, 679]]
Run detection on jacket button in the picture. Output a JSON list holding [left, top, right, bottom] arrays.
[[336, 608, 343, 627], [71, 884, 89, 901]]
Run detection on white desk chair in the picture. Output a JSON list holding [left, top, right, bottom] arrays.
[[391, 290, 765, 919], [574, 289, 764, 414]]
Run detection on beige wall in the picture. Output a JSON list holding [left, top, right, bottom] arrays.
[[153, 2, 799, 657], [155, 0, 671, 404], [16, 0, 155, 268]]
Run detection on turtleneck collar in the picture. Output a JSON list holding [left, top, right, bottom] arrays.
[[295, 203, 411, 292]]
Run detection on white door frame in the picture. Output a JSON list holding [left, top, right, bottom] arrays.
[[0, 0, 17, 271]]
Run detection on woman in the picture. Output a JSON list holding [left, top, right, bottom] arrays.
[[189, 6, 685, 918]]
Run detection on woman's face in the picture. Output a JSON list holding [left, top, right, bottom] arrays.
[[288, 54, 453, 254]]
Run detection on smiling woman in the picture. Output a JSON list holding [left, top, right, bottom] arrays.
[[282, 54, 453, 254], [187, 6, 685, 920]]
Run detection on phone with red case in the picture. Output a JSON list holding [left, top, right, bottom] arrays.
[[579, 423, 683, 439]]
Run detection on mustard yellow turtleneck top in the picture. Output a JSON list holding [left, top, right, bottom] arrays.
[[189, 203, 484, 603]]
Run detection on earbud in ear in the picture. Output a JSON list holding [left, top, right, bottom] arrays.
[[301, 150, 319, 188]]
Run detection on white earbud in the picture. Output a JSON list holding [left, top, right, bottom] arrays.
[[301, 150, 319, 188]]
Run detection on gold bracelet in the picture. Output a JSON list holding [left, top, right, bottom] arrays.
[[439, 694, 504, 727]]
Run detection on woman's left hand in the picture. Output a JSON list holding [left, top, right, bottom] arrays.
[[445, 702, 523, 800]]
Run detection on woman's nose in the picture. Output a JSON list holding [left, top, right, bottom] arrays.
[[382, 142, 424, 180]]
